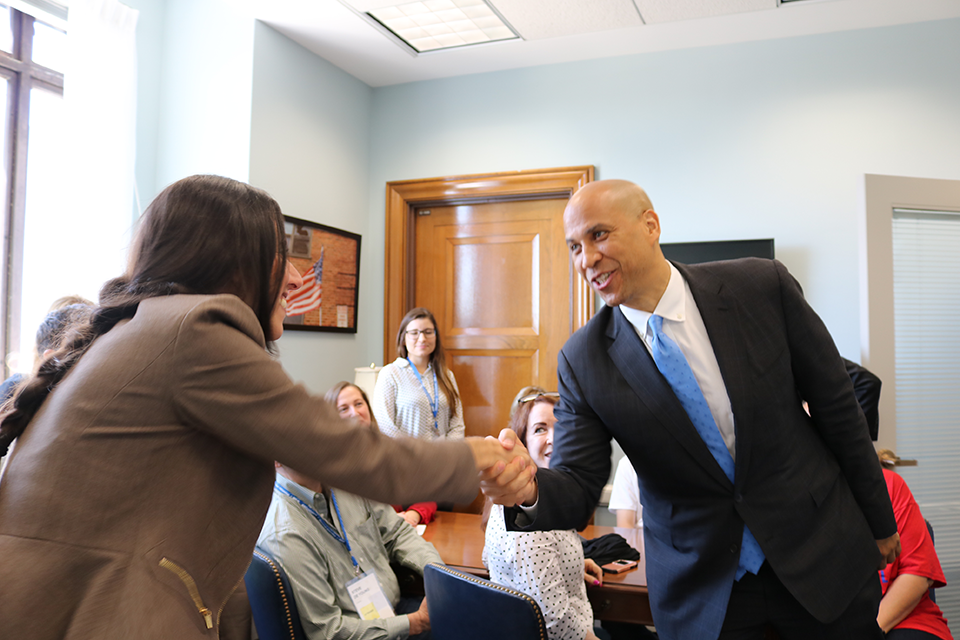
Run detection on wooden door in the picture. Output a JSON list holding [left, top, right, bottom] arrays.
[[383, 167, 595, 510], [414, 198, 570, 440]]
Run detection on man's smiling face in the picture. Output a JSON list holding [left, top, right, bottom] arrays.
[[563, 180, 668, 312]]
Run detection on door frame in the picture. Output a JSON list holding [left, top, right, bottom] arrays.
[[861, 173, 960, 453], [383, 166, 595, 365]]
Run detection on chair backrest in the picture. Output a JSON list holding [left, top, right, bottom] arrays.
[[244, 548, 307, 640], [423, 563, 547, 640]]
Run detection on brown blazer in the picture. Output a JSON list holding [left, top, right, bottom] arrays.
[[0, 295, 478, 639]]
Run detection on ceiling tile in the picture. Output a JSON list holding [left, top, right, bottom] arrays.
[[633, 0, 776, 24], [491, 0, 643, 40]]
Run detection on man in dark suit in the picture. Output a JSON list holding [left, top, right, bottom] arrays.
[[480, 180, 900, 640]]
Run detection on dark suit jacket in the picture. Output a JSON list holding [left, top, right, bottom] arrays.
[[844, 358, 882, 441], [506, 258, 896, 640]]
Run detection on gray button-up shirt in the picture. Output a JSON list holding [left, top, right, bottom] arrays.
[[257, 475, 442, 640]]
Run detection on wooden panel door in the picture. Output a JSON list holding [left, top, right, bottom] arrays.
[[414, 198, 570, 441]]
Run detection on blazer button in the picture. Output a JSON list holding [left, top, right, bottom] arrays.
[[734, 493, 743, 503], [729, 543, 739, 554]]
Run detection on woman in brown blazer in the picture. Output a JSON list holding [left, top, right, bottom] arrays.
[[0, 175, 526, 639]]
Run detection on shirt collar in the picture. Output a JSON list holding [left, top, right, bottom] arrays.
[[619, 261, 687, 340], [396, 357, 433, 372], [275, 473, 324, 510]]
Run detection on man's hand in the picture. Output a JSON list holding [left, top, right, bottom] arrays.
[[401, 510, 422, 527], [477, 429, 538, 507], [466, 433, 533, 475], [407, 597, 430, 635], [877, 532, 901, 569]]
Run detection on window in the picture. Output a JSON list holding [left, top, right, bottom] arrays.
[[0, 3, 65, 378], [863, 174, 960, 626], [892, 208, 960, 623]]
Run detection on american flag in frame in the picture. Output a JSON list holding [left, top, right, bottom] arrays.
[[282, 214, 361, 333]]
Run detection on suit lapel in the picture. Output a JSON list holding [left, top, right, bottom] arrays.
[[606, 307, 732, 490], [676, 263, 753, 487]]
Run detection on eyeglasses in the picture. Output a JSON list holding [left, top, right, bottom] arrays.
[[517, 392, 560, 404], [405, 329, 436, 338]]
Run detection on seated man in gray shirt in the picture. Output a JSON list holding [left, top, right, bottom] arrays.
[[257, 461, 437, 640]]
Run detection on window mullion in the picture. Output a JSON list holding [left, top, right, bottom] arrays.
[[2, 11, 34, 377]]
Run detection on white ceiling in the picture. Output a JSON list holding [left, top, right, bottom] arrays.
[[243, 0, 960, 87]]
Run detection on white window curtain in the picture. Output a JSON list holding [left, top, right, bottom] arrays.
[[16, 0, 137, 372], [892, 208, 960, 625], [61, 0, 138, 286]]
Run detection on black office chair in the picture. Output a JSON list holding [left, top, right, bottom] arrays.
[[423, 563, 547, 640], [245, 548, 306, 640]]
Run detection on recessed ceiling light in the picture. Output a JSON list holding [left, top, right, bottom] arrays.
[[367, 0, 519, 53]]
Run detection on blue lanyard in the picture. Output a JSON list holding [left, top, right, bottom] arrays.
[[274, 482, 361, 575], [406, 358, 440, 433]]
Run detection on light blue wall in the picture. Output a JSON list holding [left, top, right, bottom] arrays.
[[124, 0, 164, 213], [125, 0, 255, 206], [129, 8, 960, 391], [368, 18, 960, 362], [249, 22, 375, 394], [155, 0, 254, 188]]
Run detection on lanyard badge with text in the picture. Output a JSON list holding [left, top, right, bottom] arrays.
[[406, 358, 440, 433], [274, 482, 395, 619]]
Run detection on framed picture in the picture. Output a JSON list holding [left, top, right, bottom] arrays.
[[282, 215, 361, 333]]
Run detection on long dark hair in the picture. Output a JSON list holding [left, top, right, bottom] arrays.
[[395, 307, 460, 414], [0, 175, 287, 456]]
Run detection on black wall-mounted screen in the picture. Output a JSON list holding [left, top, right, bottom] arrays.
[[661, 239, 775, 265]]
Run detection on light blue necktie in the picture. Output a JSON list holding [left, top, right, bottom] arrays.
[[647, 314, 765, 580]]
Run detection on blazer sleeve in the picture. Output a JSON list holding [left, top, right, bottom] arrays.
[[505, 347, 612, 532], [776, 261, 896, 540], [843, 358, 881, 441], [171, 297, 478, 507]]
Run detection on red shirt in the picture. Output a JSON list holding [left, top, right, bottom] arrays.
[[393, 501, 437, 525], [880, 469, 953, 639]]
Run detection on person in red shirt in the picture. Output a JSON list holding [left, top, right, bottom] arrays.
[[878, 451, 953, 640], [326, 381, 437, 526]]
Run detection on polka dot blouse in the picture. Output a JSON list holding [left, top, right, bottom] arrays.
[[483, 504, 594, 640]]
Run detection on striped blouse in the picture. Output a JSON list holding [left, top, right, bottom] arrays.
[[373, 358, 465, 440]]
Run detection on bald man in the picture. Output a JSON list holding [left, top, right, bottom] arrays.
[[482, 180, 898, 640]]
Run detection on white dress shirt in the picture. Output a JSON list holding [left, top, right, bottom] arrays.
[[607, 456, 643, 527], [618, 261, 737, 460]]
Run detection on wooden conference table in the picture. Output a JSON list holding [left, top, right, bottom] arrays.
[[418, 511, 653, 626]]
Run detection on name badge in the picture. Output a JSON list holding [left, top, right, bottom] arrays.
[[346, 571, 395, 620]]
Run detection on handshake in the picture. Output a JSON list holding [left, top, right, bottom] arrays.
[[467, 429, 540, 507]]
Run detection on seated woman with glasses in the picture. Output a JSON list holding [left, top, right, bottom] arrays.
[[483, 386, 602, 640], [373, 308, 465, 441]]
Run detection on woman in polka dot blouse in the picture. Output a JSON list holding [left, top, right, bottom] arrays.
[[483, 388, 602, 640], [373, 308, 465, 441]]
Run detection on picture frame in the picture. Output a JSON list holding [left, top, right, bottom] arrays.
[[282, 215, 361, 334]]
